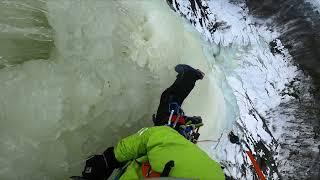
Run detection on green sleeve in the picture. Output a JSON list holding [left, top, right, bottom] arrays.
[[114, 127, 151, 162]]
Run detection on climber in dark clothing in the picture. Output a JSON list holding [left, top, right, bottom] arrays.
[[71, 64, 221, 180], [153, 64, 205, 126]]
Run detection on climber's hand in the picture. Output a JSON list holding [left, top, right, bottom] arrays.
[[82, 154, 110, 180], [81, 147, 121, 180]]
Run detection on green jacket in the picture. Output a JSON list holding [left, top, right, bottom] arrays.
[[114, 126, 225, 180]]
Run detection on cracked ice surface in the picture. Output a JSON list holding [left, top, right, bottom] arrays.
[[0, 0, 238, 179]]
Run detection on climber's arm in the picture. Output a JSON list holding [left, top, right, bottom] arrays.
[[114, 127, 151, 162]]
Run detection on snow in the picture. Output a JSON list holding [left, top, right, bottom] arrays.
[[306, 0, 320, 12], [173, 0, 300, 179]]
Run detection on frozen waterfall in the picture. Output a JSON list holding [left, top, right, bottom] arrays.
[[0, 0, 237, 179]]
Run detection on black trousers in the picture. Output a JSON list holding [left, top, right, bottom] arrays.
[[154, 72, 199, 126]]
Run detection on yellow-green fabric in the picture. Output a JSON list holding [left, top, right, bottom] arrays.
[[114, 126, 225, 180]]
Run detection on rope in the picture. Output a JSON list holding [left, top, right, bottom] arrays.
[[246, 151, 266, 180]]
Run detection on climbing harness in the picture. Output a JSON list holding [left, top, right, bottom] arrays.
[[167, 102, 203, 143]]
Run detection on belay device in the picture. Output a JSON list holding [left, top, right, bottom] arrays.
[[167, 102, 203, 143]]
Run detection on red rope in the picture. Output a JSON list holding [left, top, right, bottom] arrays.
[[246, 151, 266, 180]]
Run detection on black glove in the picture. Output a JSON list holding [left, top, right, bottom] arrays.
[[81, 147, 122, 180]]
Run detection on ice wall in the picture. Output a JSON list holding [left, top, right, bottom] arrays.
[[0, 0, 237, 179]]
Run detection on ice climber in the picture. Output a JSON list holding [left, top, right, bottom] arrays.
[[72, 64, 225, 180]]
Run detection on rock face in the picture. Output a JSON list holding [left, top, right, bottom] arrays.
[[167, 0, 320, 179], [245, 0, 320, 178]]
